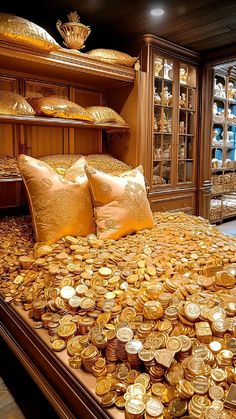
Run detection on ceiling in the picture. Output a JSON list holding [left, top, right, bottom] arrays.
[[1, 0, 236, 56]]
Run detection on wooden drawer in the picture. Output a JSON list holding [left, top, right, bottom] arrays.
[[149, 191, 196, 214]]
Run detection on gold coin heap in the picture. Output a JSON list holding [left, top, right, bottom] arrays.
[[1, 212, 236, 419]]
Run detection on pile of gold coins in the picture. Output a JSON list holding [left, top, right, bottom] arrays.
[[0, 155, 21, 178], [1, 212, 236, 418]]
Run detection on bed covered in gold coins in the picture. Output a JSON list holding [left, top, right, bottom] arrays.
[[1, 211, 236, 419]]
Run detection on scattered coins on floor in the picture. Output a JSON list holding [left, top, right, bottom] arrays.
[[1, 212, 236, 418]]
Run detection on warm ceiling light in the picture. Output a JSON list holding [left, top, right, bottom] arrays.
[[150, 8, 164, 16]]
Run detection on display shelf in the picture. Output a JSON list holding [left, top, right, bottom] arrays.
[[0, 41, 135, 90], [210, 71, 236, 223], [0, 114, 129, 132]]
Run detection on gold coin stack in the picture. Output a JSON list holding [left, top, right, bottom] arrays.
[[125, 339, 143, 368], [188, 394, 211, 417], [116, 326, 134, 361], [81, 344, 101, 372], [32, 300, 46, 320], [57, 322, 77, 341]]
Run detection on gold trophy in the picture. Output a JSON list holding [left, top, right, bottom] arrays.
[[56, 11, 91, 50]]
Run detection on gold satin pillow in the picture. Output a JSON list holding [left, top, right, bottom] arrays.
[[86, 49, 137, 67], [85, 165, 154, 240], [0, 90, 35, 116], [0, 14, 59, 51], [18, 155, 95, 243], [85, 106, 126, 125], [27, 97, 94, 121]]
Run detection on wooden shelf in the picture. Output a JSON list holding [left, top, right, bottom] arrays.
[[0, 177, 22, 183], [0, 41, 136, 90], [153, 131, 172, 135], [214, 96, 227, 102], [0, 115, 129, 133], [179, 108, 195, 112], [211, 190, 236, 196], [154, 104, 173, 109], [212, 167, 236, 172]]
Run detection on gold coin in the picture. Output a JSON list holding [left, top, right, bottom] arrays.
[[125, 397, 145, 415], [166, 337, 182, 352], [95, 379, 111, 396], [100, 391, 117, 407], [52, 339, 66, 352], [209, 386, 224, 401], [115, 396, 125, 409], [98, 267, 112, 277], [145, 397, 164, 416]]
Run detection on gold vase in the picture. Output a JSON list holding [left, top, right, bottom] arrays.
[[56, 12, 91, 50]]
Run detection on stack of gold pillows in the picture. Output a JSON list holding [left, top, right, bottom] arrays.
[[18, 154, 154, 243]]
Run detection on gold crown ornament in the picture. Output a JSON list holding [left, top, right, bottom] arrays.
[[56, 11, 91, 50]]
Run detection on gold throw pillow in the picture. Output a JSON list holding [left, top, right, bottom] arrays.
[[18, 155, 95, 243], [85, 165, 154, 240], [86, 49, 137, 67], [27, 97, 94, 121], [0, 90, 35, 116], [0, 14, 60, 51], [85, 106, 126, 125]]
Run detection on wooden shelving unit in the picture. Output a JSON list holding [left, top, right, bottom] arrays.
[[210, 69, 236, 223], [0, 41, 137, 210]]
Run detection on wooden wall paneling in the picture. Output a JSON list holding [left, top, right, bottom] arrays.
[[0, 182, 22, 209], [71, 86, 103, 156], [0, 73, 19, 92], [69, 86, 103, 107], [149, 191, 196, 214], [105, 69, 147, 169], [22, 78, 69, 98], [24, 126, 66, 157], [73, 129, 102, 155], [197, 65, 214, 218]]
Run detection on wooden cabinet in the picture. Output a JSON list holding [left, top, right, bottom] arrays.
[[210, 69, 236, 223], [138, 35, 200, 214], [0, 41, 138, 211]]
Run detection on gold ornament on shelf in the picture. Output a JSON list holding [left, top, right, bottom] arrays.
[[56, 11, 91, 50]]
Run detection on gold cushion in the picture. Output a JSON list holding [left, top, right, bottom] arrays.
[[0, 13, 59, 51], [85, 106, 126, 125], [40, 153, 130, 175], [0, 90, 35, 116], [85, 165, 154, 240], [18, 155, 95, 243], [86, 49, 137, 67], [27, 96, 94, 121]]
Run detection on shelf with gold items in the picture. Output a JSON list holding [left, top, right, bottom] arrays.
[[0, 40, 136, 89], [0, 114, 129, 132], [210, 69, 236, 223], [0, 39, 139, 211], [138, 35, 199, 214]]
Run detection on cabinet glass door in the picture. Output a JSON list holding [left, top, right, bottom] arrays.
[[178, 63, 196, 183], [153, 55, 173, 186]]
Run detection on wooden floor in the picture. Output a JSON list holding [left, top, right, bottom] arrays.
[[0, 218, 235, 419], [0, 337, 59, 419]]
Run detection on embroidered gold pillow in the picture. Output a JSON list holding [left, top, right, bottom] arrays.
[[0, 14, 60, 51], [86, 49, 137, 67], [18, 155, 95, 243], [0, 90, 35, 116], [85, 106, 126, 125], [85, 165, 154, 240], [27, 97, 94, 121]]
